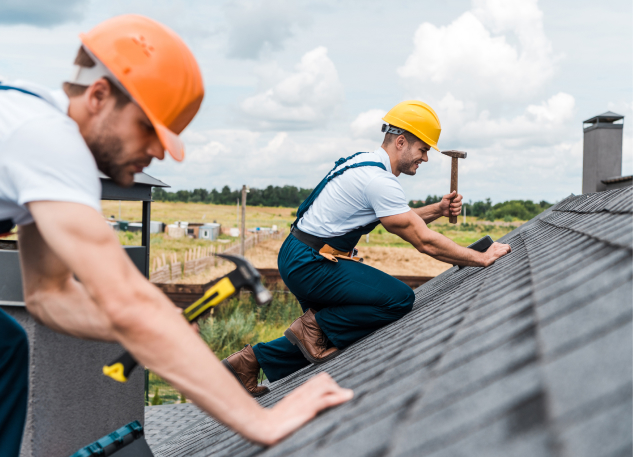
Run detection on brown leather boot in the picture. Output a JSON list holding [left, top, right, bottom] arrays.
[[222, 345, 270, 397], [284, 309, 340, 364]]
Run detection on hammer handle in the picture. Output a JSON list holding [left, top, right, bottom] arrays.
[[449, 157, 458, 224]]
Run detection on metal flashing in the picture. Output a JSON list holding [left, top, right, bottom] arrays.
[[602, 175, 633, 184]]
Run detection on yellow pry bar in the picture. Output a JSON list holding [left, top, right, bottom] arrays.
[[183, 276, 236, 321]]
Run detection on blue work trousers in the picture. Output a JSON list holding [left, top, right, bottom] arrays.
[[0, 309, 28, 457], [253, 235, 414, 382]]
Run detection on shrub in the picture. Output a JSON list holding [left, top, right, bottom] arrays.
[[199, 293, 303, 361], [150, 387, 163, 406]]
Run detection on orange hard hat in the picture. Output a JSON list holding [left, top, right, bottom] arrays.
[[80, 15, 204, 161]]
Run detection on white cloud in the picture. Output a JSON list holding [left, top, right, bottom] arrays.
[[350, 109, 386, 141], [398, 0, 556, 101], [147, 128, 374, 191], [223, 0, 310, 59], [457, 92, 576, 147], [239, 47, 344, 130]]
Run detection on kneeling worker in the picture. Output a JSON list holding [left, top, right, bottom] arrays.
[[223, 101, 512, 393]]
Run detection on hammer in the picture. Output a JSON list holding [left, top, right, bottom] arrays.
[[441, 150, 467, 224], [103, 254, 273, 383]]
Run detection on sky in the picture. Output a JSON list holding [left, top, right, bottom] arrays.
[[0, 0, 631, 204]]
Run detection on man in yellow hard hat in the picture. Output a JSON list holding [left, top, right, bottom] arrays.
[[222, 101, 512, 392], [0, 15, 351, 456]]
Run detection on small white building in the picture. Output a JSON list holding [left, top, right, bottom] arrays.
[[198, 223, 221, 241]]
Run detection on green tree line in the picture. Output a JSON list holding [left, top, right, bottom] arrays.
[[409, 195, 553, 221], [153, 186, 551, 221], [152, 185, 313, 208]]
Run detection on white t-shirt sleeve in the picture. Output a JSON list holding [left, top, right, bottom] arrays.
[[364, 174, 411, 218], [4, 115, 102, 214]]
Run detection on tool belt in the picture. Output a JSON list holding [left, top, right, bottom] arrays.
[[291, 226, 363, 263]]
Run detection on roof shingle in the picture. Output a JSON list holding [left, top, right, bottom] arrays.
[[148, 187, 633, 457]]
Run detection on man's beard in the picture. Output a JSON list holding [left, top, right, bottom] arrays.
[[399, 145, 418, 176], [86, 126, 134, 187]]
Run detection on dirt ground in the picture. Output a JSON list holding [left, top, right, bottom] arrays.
[[181, 239, 452, 283]]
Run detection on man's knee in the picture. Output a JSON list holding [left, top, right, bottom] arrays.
[[390, 284, 415, 317]]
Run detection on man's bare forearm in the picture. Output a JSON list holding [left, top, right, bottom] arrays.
[[412, 203, 443, 224], [416, 229, 483, 266], [382, 211, 484, 266]]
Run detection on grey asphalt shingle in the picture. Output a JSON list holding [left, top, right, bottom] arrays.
[[147, 187, 632, 457]]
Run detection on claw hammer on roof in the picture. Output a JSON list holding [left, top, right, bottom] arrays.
[[440, 150, 467, 224]]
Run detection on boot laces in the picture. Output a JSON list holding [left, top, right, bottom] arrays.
[[316, 331, 328, 349]]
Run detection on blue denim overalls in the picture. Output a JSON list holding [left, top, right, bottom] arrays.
[[252, 152, 415, 382]]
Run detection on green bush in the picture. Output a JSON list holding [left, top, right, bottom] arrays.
[[150, 387, 163, 406], [199, 292, 302, 360], [199, 303, 257, 360]]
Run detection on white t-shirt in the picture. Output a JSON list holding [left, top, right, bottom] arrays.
[[0, 81, 101, 227], [297, 147, 411, 238]]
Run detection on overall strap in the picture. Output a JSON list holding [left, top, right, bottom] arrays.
[[293, 152, 386, 225], [0, 85, 51, 237], [0, 85, 45, 101]]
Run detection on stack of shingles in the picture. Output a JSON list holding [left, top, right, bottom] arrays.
[[150, 187, 632, 457]]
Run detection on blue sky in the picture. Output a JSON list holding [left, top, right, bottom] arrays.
[[0, 0, 631, 204]]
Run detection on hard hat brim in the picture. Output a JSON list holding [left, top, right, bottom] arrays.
[[155, 123, 185, 162]]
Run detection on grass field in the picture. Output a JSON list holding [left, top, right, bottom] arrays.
[[102, 201, 518, 281]]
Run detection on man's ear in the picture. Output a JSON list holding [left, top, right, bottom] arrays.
[[396, 134, 407, 151], [84, 78, 112, 115]]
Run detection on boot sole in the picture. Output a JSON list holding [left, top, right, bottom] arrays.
[[221, 359, 270, 398], [284, 329, 341, 364]]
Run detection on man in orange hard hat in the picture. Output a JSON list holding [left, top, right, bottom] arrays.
[[222, 101, 511, 393], [0, 15, 351, 456]]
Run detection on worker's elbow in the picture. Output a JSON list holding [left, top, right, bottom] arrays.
[[417, 241, 437, 257], [24, 292, 47, 325]]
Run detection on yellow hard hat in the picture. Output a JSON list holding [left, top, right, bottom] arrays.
[[382, 100, 441, 151]]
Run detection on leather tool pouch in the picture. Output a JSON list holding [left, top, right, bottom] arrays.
[[318, 244, 362, 263], [291, 226, 364, 263]]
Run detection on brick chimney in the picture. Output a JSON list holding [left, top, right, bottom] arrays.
[[582, 111, 624, 193]]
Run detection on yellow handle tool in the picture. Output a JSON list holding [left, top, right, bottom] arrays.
[[103, 277, 236, 383]]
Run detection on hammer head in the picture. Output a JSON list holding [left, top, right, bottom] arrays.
[[441, 150, 467, 159], [216, 253, 273, 306]]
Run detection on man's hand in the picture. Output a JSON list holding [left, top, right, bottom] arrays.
[[438, 191, 463, 218], [481, 242, 512, 267], [254, 373, 353, 446]]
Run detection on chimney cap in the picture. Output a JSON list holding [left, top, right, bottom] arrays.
[[583, 111, 624, 125]]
